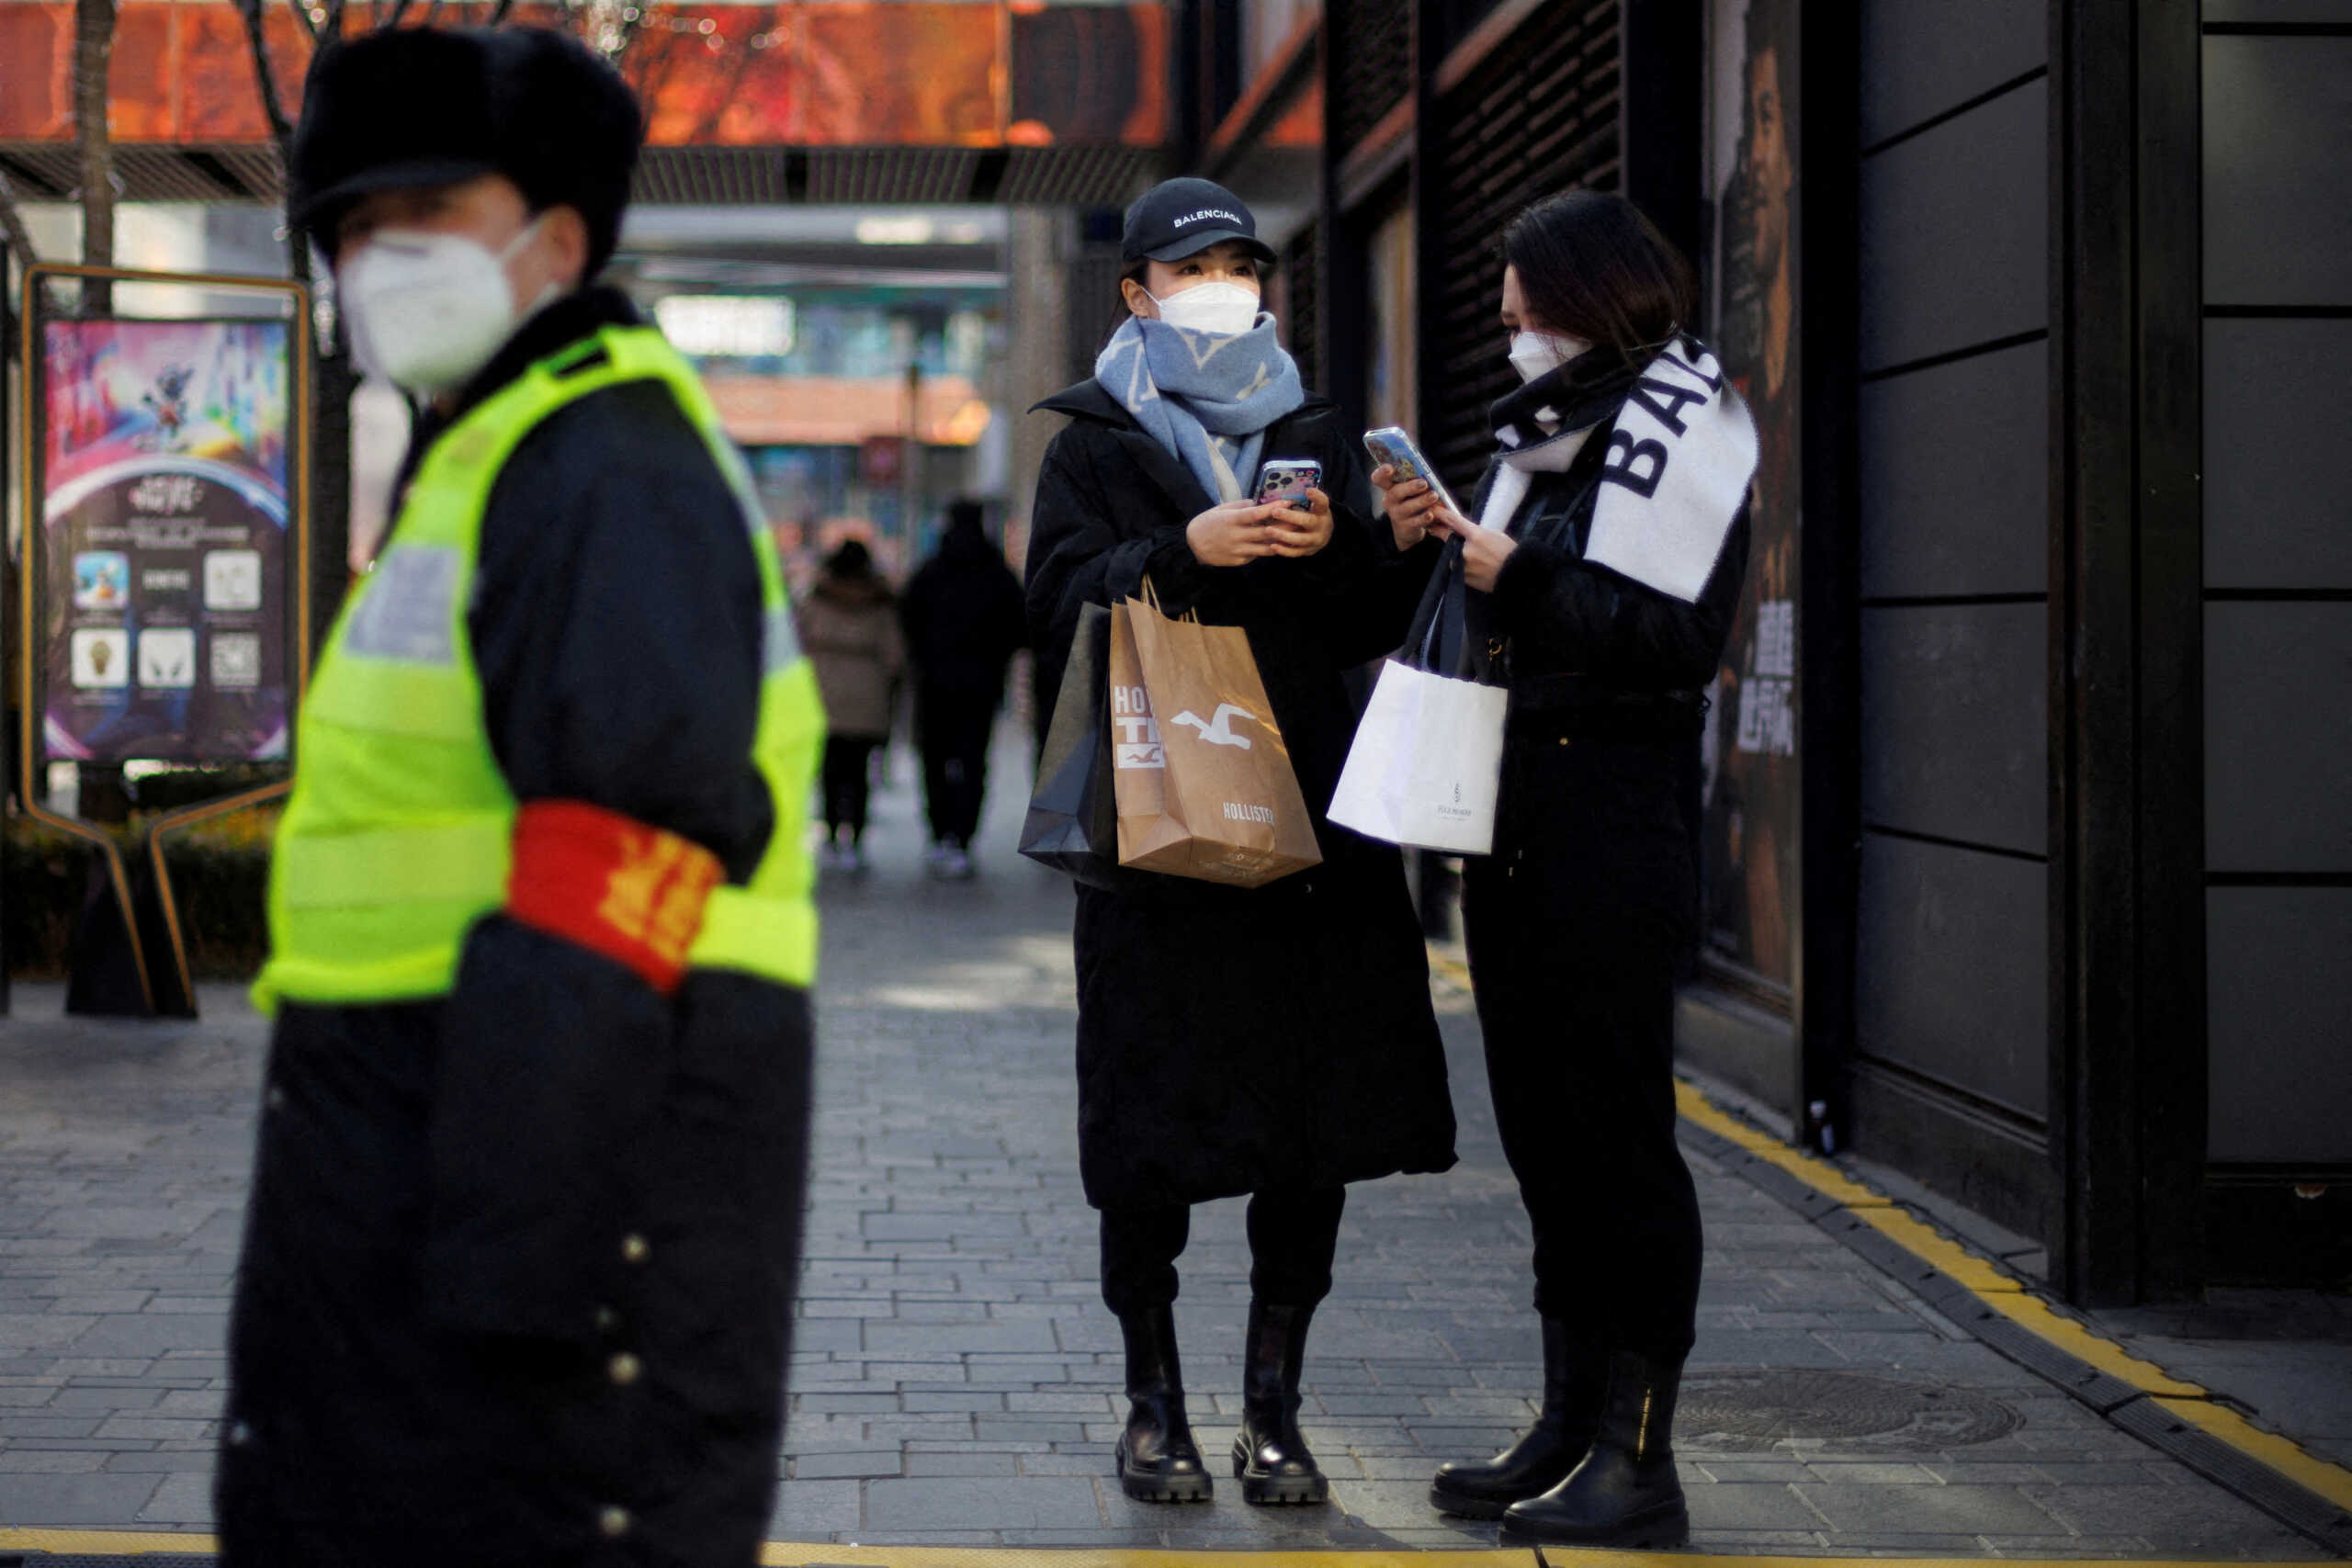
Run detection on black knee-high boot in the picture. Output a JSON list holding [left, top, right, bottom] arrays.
[[1116, 1306, 1211, 1502], [1233, 1300, 1329, 1506], [1498, 1350, 1689, 1549], [1430, 1316, 1607, 1517]]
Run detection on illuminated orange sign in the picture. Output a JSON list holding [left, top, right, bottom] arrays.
[[0, 1, 1167, 148]]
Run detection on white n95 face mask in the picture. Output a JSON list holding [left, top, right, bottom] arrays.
[[1150, 280, 1262, 337], [1508, 329, 1594, 384], [340, 219, 560, 396]]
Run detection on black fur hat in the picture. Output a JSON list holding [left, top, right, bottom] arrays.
[[288, 27, 644, 278]]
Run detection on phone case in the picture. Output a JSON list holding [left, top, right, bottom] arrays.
[[1257, 460, 1321, 503], [1363, 428, 1458, 515]]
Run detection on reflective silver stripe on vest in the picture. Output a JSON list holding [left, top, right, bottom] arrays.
[[763, 604, 803, 673], [344, 545, 462, 665]]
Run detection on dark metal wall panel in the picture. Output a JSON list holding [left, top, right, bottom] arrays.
[[2204, 602, 2352, 873], [2204, 320, 2352, 592], [1424, 1, 1622, 490], [1860, 604, 2048, 855], [1858, 341, 2049, 600], [1858, 0, 2047, 150], [2205, 0, 2352, 17], [2202, 36, 2352, 307], [1856, 833, 2050, 1119], [2206, 888, 2352, 1163], [1857, 78, 2049, 373]]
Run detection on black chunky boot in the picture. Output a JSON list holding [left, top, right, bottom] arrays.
[[1232, 1300, 1329, 1505], [1498, 1350, 1689, 1549], [1114, 1306, 1212, 1502], [1430, 1316, 1606, 1518]]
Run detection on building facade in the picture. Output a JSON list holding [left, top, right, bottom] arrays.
[[1195, 0, 2350, 1304]]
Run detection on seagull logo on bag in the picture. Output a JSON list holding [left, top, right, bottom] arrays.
[[1112, 683, 1165, 769], [1170, 704, 1257, 750]]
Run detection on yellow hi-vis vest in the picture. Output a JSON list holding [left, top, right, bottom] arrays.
[[253, 325, 823, 1013]]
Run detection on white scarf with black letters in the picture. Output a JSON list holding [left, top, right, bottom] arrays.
[[1485, 334, 1758, 603]]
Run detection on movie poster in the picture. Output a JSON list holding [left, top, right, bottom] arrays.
[[1699, 0, 1801, 999], [40, 318, 294, 764]]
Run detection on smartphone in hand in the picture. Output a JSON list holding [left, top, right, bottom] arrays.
[[1257, 458, 1322, 507], [1362, 426, 1461, 519]]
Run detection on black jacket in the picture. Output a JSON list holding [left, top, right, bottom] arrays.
[[1412, 435, 1750, 737], [1025, 378, 1455, 1209], [899, 519, 1027, 698], [218, 290, 810, 1567]]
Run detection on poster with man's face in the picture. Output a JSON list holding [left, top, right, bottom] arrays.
[[39, 318, 294, 764], [1699, 0, 1802, 996]]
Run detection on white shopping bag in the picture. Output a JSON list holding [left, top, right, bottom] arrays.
[[1328, 658, 1508, 855]]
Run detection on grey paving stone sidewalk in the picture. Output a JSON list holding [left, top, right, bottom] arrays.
[[0, 728, 2335, 1556]]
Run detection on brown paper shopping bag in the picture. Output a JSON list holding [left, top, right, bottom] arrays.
[[1107, 590, 1322, 889]]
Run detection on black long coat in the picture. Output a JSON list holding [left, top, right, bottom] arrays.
[[1025, 378, 1457, 1211], [217, 292, 810, 1568]]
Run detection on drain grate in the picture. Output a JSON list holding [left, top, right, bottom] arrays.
[[1679, 1369, 2023, 1452]]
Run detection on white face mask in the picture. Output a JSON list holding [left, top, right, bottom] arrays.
[[1508, 329, 1593, 384], [341, 218, 560, 395], [1148, 280, 1262, 337]]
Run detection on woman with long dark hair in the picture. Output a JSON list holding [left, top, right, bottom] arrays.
[[1025, 177, 1455, 1507], [1378, 190, 1754, 1549]]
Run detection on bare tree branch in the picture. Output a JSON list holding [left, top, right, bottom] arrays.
[[385, 0, 413, 28], [234, 0, 296, 147], [424, 0, 444, 24], [74, 0, 119, 313], [487, 0, 515, 27], [286, 0, 317, 45]]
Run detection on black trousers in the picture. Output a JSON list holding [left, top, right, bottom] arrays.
[[916, 684, 998, 845], [820, 736, 881, 840], [1461, 733, 1703, 1363], [1100, 1188, 1346, 1318]]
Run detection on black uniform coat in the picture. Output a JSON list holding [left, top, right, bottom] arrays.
[[1412, 433, 1748, 1356], [1025, 378, 1457, 1212], [217, 291, 812, 1568]]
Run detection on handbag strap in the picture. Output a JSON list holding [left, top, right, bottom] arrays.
[[1136, 573, 1200, 626]]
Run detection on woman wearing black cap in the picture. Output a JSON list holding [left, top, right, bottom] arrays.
[[1380, 190, 1755, 1549], [1026, 177, 1456, 1507]]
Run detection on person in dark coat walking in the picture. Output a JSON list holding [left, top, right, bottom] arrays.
[[1383, 191, 1754, 1550], [1026, 177, 1456, 1508], [217, 30, 820, 1567], [900, 498, 1027, 877]]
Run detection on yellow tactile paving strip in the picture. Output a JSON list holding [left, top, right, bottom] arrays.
[[0, 1530, 2333, 1566], [1434, 940, 2352, 1532], [1667, 1046, 2352, 1522]]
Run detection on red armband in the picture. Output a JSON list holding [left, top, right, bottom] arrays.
[[507, 800, 725, 996]]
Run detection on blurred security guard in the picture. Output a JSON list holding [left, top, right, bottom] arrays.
[[215, 28, 823, 1567]]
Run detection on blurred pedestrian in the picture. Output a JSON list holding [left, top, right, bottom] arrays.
[[900, 499, 1027, 878], [222, 28, 824, 1566], [800, 537, 903, 873], [1382, 190, 1754, 1550], [1026, 176, 1455, 1508]]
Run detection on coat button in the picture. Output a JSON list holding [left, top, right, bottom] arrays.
[[598, 1505, 632, 1538], [609, 1352, 642, 1386], [621, 1234, 650, 1266], [595, 1305, 621, 1334], [227, 1421, 254, 1447], [264, 1086, 286, 1112]]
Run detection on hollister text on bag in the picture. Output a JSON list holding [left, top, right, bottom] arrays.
[[1108, 592, 1320, 889]]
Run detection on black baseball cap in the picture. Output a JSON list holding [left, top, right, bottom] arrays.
[[1121, 177, 1277, 265], [288, 28, 644, 276]]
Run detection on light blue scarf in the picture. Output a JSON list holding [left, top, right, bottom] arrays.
[[1094, 313, 1306, 503]]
